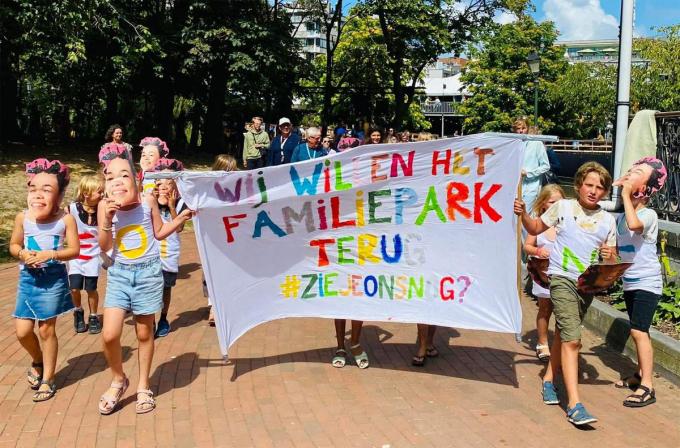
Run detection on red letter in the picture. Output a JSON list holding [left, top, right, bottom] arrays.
[[331, 196, 356, 228], [446, 182, 471, 221], [371, 154, 390, 183], [473, 148, 494, 175], [431, 149, 452, 175], [222, 214, 247, 243], [310, 238, 336, 267], [390, 151, 415, 177], [474, 183, 502, 223], [440, 276, 455, 301]]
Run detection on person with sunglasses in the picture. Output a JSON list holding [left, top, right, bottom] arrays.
[[267, 117, 300, 166]]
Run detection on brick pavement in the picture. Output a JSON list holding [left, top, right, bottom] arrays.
[[0, 231, 678, 447]]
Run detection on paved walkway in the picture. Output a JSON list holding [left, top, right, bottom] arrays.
[[0, 232, 678, 447]]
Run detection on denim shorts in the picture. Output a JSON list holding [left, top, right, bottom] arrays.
[[105, 258, 163, 316], [14, 264, 74, 321], [624, 289, 660, 332]]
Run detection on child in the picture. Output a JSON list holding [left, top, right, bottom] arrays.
[[138, 137, 169, 197], [9, 159, 79, 402], [612, 157, 667, 407], [152, 158, 187, 338], [97, 143, 192, 415], [514, 161, 616, 426], [203, 154, 238, 325], [68, 174, 105, 334], [523, 184, 565, 362]]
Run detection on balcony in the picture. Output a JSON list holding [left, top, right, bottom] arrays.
[[420, 101, 461, 116]]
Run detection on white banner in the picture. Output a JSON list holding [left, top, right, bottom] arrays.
[[177, 134, 524, 354]]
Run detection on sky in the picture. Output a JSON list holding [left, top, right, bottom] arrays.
[[530, 0, 679, 40]]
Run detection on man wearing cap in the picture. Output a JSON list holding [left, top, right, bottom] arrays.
[[267, 117, 301, 166]]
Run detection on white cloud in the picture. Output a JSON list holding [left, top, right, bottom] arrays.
[[543, 0, 619, 40], [494, 11, 517, 25]]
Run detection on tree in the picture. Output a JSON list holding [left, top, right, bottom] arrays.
[[458, 13, 566, 133]]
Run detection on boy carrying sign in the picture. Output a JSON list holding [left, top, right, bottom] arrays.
[[514, 162, 617, 426]]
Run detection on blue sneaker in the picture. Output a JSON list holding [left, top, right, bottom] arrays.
[[542, 381, 559, 405], [566, 403, 598, 426], [155, 319, 170, 338]]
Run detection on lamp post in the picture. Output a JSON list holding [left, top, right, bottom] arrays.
[[441, 83, 447, 138], [526, 52, 540, 127]]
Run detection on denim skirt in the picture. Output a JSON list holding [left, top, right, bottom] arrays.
[[14, 264, 74, 321]]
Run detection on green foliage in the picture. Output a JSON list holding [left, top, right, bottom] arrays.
[[459, 14, 567, 133]]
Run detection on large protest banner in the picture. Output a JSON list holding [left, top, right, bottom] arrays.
[[177, 134, 524, 355]]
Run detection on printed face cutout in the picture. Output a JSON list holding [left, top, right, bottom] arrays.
[[615, 164, 653, 198], [105, 157, 139, 206], [140, 145, 161, 172], [578, 172, 607, 208], [156, 177, 177, 206], [27, 172, 61, 220]]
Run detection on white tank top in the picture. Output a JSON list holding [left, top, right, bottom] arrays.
[[547, 200, 614, 281], [159, 199, 184, 273], [112, 202, 159, 264], [67, 202, 101, 277], [531, 231, 555, 298], [141, 174, 156, 199], [21, 213, 66, 269], [616, 212, 662, 294]]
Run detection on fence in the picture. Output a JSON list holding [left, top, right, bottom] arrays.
[[651, 112, 680, 223]]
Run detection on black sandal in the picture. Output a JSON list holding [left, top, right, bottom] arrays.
[[623, 385, 656, 408], [615, 372, 641, 389], [26, 362, 43, 390], [32, 380, 57, 402], [412, 355, 426, 367]]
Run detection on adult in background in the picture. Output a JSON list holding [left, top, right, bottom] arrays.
[[267, 117, 300, 166], [364, 128, 383, 145], [103, 124, 133, 152], [399, 130, 411, 143], [514, 118, 549, 212], [242, 116, 270, 170], [291, 127, 328, 162]]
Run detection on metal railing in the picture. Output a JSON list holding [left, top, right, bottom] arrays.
[[420, 101, 459, 115], [547, 140, 612, 152], [651, 112, 680, 222]]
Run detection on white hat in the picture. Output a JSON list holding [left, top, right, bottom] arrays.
[[278, 117, 292, 126]]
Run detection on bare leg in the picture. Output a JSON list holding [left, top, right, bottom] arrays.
[[349, 320, 363, 346], [536, 298, 553, 352], [71, 289, 82, 308], [426, 325, 437, 350], [561, 339, 581, 408], [16, 319, 42, 380], [88, 290, 99, 315], [415, 324, 429, 358], [628, 329, 655, 400], [334, 319, 346, 349], [134, 314, 155, 391], [543, 329, 562, 383], [37, 319, 58, 382], [102, 308, 127, 390], [161, 288, 171, 316]]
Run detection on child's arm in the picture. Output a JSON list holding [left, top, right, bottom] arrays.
[[523, 234, 550, 258], [167, 190, 185, 233], [513, 199, 549, 236], [617, 181, 644, 233], [149, 195, 193, 240], [9, 212, 29, 262], [58, 214, 80, 261], [98, 197, 119, 252], [599, 218, 619, 263]]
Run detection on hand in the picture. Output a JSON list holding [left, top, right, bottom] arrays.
[[24, 250, 53, 268], [104, 198, 120, 219], [243, 161, 248, 168], [599, 245, 614, 261], [177, 209, 195, 223], [537, 247, 551, 258], [168, 189, 177, 211], [513, 199, 526, 216], [19, 249, 36, 263], [521, 169, 527, 177]]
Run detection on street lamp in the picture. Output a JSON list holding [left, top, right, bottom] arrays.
[[526, 52, 540, 127], [441, 83, 447, 138]]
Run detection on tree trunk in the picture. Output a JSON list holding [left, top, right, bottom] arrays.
[[189, 109, 201, 150], [391, 58, 407, 129], [0, 44, 21, 142], [204, 63, 226, 151]]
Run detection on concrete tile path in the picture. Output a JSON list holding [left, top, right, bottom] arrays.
[[0, 232, 678, 447]]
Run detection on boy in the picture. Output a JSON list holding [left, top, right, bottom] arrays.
[[514, 161, 617, 426]]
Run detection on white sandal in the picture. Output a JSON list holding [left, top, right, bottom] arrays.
[[536, 344, 551, 362]]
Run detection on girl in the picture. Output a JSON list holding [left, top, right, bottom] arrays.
[[9, 159, 79, 402], [203, 154, 238, 325], [364, 128, 383, 145], [152, 158, 187, 338], [613, 157, 667, 407], [138, 137, 169, 197], [97, 143, 192, 415], [523, 184, 565, 362], [68, 174, 105, 334]]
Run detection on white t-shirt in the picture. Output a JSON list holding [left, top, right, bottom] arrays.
[[159, 199, 186, 273], [67, 202, 101, 277], [541, 199, 616, 281], [616, 208, 662, 294]]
